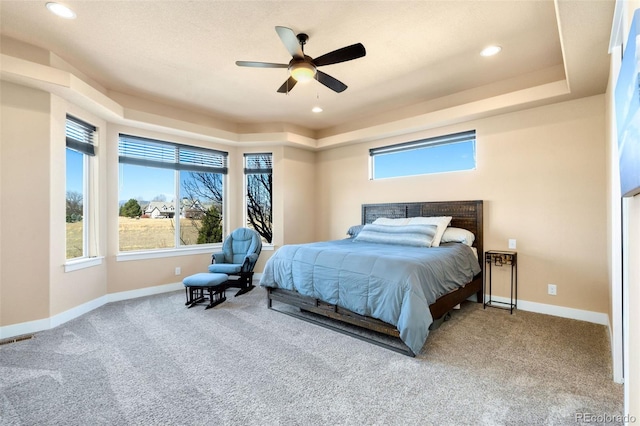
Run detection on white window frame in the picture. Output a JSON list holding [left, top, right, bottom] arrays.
[[243, 152, 273, 247], [65, 115, 98, 268], [370, 130, 476, 180], [117, 134, 228, 255]]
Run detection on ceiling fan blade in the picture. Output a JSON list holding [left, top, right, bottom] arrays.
[[236, 61, 288, 68], [275, 26, 304, 59], [277, 76, 298, 93], [313, 43, 366, 67], [316, 71, 347, 93]]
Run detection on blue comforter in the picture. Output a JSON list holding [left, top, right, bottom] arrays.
[[259, 239, 481, 354]]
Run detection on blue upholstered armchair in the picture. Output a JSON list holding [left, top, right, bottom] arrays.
[[209, 227, 262, 296]]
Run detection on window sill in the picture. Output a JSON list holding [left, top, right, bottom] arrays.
[[117, 243, 274, 263], [65, 256, 104, 272], [117, 245, 222, 262]]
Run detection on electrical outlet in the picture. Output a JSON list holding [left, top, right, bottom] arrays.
[[175, 267, 181, 276], [548, 284, 557, 296], [508, 239, 517, 250]]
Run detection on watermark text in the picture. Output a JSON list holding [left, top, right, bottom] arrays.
[[575, 413, 636, 424]]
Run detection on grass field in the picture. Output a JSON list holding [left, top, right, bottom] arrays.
[[66, 221, 83, 259], [66, 217, 210, 258]]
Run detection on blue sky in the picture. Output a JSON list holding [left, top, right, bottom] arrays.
[[66, 149, 84, 194], [373, 141, 475, 179], [119, 164, 175, 202]]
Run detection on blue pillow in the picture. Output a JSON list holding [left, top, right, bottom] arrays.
[[346, 224, 365, 238], [353, 224, 438, 247]]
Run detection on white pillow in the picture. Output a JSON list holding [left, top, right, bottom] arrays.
[[372, 217, 410, 226], [441, 227, 475, 246], [405, 216, 452, 247]]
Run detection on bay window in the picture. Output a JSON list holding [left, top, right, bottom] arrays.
[[118, 134, 227, 252]]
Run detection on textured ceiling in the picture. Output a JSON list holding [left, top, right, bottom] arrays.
[[0, 0, 615, 137]]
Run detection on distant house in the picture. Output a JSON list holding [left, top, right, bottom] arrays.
[[143, 202, 175, 218], [181, 198, 207, 219], [142, 199, 211, 219]]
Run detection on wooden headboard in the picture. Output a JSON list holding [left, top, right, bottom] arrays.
[[361, 200, 484, 268]]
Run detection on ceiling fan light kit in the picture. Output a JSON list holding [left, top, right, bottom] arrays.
[[236, 26, 366, 94], [289, 61, 316, 82]]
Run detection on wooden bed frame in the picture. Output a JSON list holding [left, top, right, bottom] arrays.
[[266, 200, 484, 356]]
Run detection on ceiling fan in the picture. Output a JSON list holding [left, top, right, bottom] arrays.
[[236, 26, 366, 94]]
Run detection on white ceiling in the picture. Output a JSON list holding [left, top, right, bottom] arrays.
[[0, 0, 615, 139]]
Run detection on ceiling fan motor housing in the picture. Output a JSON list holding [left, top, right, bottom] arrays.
[[296, 33, 309, 46]]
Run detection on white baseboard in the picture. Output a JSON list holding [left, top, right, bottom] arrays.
[[50, 295, 109, 329], [483, 295, 609, 325], [0, 317, 52, 341], [106, 282, 183, 304], [0, 282, 183, 340]]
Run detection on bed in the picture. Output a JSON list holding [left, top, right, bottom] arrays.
[[260, 200, 484, 356]]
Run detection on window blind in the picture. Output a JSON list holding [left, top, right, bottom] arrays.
[[244, 153, 273, 174], [66, 115, 96, 156], [119, 134, 228, 174], [369, 130, 476, 157]]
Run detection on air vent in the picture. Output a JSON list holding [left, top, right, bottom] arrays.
[[0, 334, 34, 346]]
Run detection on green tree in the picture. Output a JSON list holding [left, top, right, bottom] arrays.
[[197, 206, 222, 244], [120, 198, 142, 218]]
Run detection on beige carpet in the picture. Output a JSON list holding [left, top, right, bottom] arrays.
[[0, 285, 623, 425]]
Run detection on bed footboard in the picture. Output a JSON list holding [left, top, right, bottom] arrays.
[[429, 274, 483, 320], [267, 287, 414, 356]]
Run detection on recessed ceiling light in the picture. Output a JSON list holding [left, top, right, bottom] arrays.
[[480, 45, 502, 57], [46, 2, 76, 19], [312, 106, 323, 113]]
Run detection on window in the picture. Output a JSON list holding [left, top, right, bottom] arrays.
[[370, 130, 476, 179], [65, 115, 96, 260], [118, 134, 227, 252], [244, 153, 272, 243]]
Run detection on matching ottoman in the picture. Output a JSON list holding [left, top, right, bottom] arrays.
[[183, 273, 229, 309]]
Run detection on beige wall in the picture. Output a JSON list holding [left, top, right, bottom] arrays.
[[317, 95, 608, 313], [282, 146, 317, 245], [1, 81, 51, 325]]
